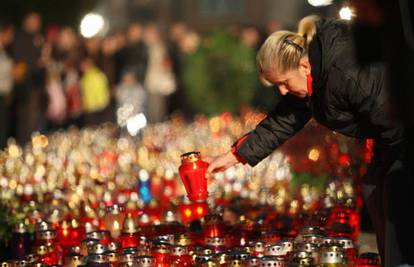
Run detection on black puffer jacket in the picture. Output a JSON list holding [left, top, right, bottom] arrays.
[[235, 19, 406, 182]]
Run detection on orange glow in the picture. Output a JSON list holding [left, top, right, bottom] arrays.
[[196, 206, 204, 216], [184, 208, 192, 218], [62, 229, 68, 237], [240, 237, 246, 246], [308, 148, 320, 162]]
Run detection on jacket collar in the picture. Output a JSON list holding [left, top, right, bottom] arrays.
[[307, 74, 313, 96]]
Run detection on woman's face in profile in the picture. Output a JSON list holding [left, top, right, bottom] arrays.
[[264, 57, 311, 98]]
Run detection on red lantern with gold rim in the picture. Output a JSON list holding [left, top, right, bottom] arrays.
[[178, 152, 209, 202]]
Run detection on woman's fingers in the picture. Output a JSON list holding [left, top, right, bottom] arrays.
[[206, 151, 240, 177], [206, 160, 219, 175]]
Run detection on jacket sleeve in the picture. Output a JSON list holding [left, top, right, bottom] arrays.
[[234, 95, 312, 166]]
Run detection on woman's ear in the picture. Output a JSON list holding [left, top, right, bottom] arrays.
[[299, 56, 312, 75]]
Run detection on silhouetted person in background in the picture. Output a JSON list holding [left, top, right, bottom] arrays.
[[116, 22, 148, 84], [11, 11, 47, 144], [0, 23, 14, 148]]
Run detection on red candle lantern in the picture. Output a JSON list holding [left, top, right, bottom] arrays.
[[170, 245, 193, 267], [70, 219, 84, 247], [252, 241, 265, 257], [160, 170, 178, 205], [57, 220, 72, 248], [36, 245, 60, 266], [103, 204, 125, 239], [64, 253, 83, 267], [205, 236, 226, 253], [86, 230, 114, 246], [203, 214, 225, 238], [335, 237, 357, 267], [152, 242, 172, 267], [119, 213, 141, 248], [178, 201, 194, 224], [192, 201, 209, 220], [10, 223, 31, 260], [34, 229, 63, 260], [356, 253, 381, 267], [178, 152, 209, 202]]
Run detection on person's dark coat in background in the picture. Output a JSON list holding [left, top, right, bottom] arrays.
[[166, 40, 192, 118], [115, 40, 148, 84], [11, 26, 47, 144], [0, 24, 14, 149]]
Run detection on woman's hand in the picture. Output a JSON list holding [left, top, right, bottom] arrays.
[[205, 151, 240, 176]]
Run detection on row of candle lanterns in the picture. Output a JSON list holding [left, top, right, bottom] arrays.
[[0, 112, 377, 266]]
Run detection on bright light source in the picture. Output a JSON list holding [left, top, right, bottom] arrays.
[[308, 148, 320, 162], [126, 113, 147, 136], [139, 169, 149, 182], [339, 6, 354, 20], [308, 0, 333, 7], [80, 13, 105, 38]]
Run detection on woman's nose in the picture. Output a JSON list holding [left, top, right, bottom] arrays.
[[278, 86, 288, 95]]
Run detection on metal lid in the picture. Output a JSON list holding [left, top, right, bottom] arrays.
[[135, 245, 151, 256], [80, 237, 99, 248], [301, 234, 324, 244], [37, 229, 57, 240], [68, 245, 81, 254], [245, 256, 261, 267], [104, 251, 118, 262], [135, 255, 155, 267], [107, 204, 124, 214], [292, 250, 312, 259], [14, 223, 26, 234], [14, 260, 28, 267], [295, 242, 318, 252], [164, 210, 177, 223], [279, 240, 293, 253], [155, 234, 175, 244], [297, 226, 324, 237], [319, 243, 344, 252], [259, 256, 286, 266], [254, 241, 265, 252], [295, 256, 314, 266], [319, 251, 345, 264], [175, 233, 192, 246], [25, 254, 38, 264], [228, 259, 243, 266], [205, 236, 225, 247], [120, 252, 136, 263], [35, 220, 50, 232], [151, 240, 171, 254], [171, 244, 188, 256], [196, 254, 214, 263], [180, 151, 201, 162], [264, 244, 285, 256], [88, 253, 109, 264], [123, 213, 140, 234], [66, 253, 83, 265], [107, 241, 120, 252], [226, 250, 250, 261], [334, 237, 354, 249], [36, 245, 51, 256], [88, 243, 107, 254], [86, 230, 104, 240]]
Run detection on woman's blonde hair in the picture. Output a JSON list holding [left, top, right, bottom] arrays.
[[257, 15, 319, 86]]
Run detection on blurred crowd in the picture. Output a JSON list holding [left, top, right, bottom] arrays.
[[0, 11, 281, 149]]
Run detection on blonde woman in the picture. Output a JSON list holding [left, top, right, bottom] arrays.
[[207, 16, 411, 267]]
